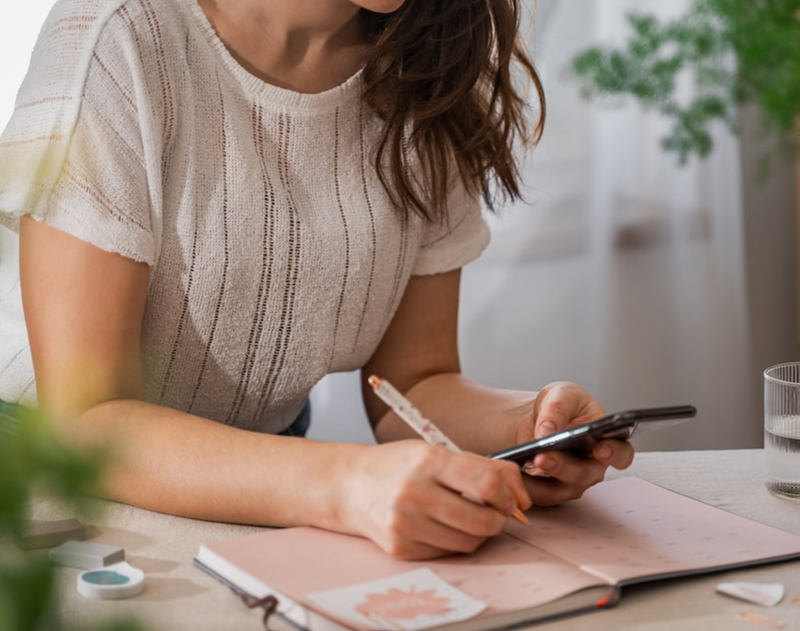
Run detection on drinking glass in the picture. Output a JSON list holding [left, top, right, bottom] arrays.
[[764, 362, 800, 500]]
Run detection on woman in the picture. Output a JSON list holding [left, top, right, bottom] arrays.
[[0, 0, 633, 560]]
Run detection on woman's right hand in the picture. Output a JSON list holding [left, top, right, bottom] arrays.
[[339, 440, 531, 560]]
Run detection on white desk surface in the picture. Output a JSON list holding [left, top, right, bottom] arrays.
[[18, 449, 800, 630]]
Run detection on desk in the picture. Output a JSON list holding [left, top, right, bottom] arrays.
[[23, 450, 800, 630]]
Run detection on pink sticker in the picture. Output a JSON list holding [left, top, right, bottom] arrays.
[[307, 568, 486, 631], [356, 587, 451, 620]]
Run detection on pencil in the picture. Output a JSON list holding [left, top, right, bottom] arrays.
[[368, 375, 529, 526]]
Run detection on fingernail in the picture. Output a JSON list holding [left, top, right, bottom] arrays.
[[511, 508, 530, 526], [540, 457, 555, 471], [537, 421, 557, 438], [597, 444, 612, 459], [523, 464, 548, 477]]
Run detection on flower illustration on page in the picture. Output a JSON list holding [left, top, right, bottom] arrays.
[[306, 568, 486, 631], [355, 586, 452, 620]]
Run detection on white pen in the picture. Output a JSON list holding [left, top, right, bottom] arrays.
[[368, 374, 529, 526]]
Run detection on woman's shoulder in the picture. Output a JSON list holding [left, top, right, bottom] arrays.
[[41, 0, 190, 29], [11, 0, 192, 120], [35, 0, 190, 64], [25, 0, 129, 85], [0, 0, 191, 228]]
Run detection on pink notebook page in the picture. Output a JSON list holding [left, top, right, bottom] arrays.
[[505, 476, 800, 585], [201, 525, 605, 621]]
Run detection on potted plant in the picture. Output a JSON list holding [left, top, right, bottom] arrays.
[[567, 0, 800, 165]]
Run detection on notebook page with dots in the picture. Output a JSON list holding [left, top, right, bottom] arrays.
[[194, 477, 800, 631]]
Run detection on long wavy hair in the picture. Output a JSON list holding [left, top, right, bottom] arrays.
[[362, 0, 545, 221]]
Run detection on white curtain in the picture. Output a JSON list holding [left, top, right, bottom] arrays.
[[0, 3, 53, 127], [458, 0, 757, 450]]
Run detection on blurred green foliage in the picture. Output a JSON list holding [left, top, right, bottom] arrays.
[[568, 0, 800, 162], [0, 408, 144, 631]]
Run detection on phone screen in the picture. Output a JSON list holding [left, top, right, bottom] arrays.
[[488, 405, 697, 465]]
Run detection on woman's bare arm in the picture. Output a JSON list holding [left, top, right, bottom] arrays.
[[19, 218, 529, 558]]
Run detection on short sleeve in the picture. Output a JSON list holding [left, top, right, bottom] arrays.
[[411, 177, 490, 276], [0, 0, 156, 265]]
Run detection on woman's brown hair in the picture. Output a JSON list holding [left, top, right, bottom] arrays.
[[362, 0, 545, 221]]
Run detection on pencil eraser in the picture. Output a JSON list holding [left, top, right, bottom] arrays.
[[13, 518, 86, 550], [78, 562, 144, 599], [49, 540, 125, 569]]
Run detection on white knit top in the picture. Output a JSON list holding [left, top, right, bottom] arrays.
[[0, 0, 489, 433]]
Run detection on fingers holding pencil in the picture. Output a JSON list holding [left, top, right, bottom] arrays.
[[368, 375, 531, 527], [349, 440, 528, 559], [450, 451, 533, 526]]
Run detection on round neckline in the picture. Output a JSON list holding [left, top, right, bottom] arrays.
[[184, 0, 365, 109]]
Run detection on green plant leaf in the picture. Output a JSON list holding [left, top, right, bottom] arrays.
[[0, 408, 146, 631], [566, 0, 800, 162]]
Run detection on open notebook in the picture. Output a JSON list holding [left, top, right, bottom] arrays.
[[194, 477, 800, 631]]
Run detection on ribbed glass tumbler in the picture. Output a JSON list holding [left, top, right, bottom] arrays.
[[764, 362, 800, 500]]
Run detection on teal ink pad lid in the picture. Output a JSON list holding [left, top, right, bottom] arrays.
[[77, 562, 144, 599]]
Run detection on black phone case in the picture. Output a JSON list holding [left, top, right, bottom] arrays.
[[488, 405, 697, 465]]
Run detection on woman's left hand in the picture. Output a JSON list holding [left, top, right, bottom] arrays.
[[513, 381, 635, 507]]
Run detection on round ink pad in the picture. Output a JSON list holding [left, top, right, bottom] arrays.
[[77, 561, 145, 599]]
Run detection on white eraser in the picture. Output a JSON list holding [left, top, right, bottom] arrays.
[[77, 562, 144, 600], [49, 540, 125, 569]]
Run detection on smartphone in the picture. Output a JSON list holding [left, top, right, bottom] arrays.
[[488, 405, 697, 465]]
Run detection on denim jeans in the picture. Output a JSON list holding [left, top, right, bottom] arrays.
[[278, 399, 311, 437]]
